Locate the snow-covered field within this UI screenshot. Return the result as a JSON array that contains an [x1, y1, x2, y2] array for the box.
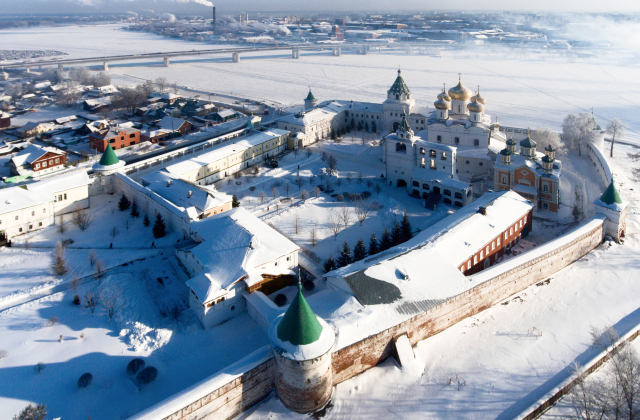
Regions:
[[1, 24, 639, 143]]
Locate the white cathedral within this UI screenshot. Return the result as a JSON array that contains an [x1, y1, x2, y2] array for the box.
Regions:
[[277, 70, 507, 207]]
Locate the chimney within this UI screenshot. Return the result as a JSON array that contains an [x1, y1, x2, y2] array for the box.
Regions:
[[188, 190, 192, 198], [479, 206, 487, 216], [166, 180, 171, 187], [212, 6, 216, 30]]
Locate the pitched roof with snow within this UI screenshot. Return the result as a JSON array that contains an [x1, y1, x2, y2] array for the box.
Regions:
[[156, 115, 189, 131], [11, 144, 64, 167], [0, 186, 51, 214], [27, 171, 90, 196], [186, 208, 300, 303]]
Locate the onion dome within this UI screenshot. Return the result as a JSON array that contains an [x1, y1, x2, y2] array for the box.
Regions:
[[388, 69, 411, 96], [448, 74, 474, 101], [520, 136, 537, 149], [500, 148, 512, 156], [437, 84, 451, 102], [434, 98, 449, 110], [99, 144, 119, 166], [545, 144, 557, 153], [472, 86, 487, 105], [506, 138, 517, 147], [467, 101, 484, 113], [541, 155, 554, 163]]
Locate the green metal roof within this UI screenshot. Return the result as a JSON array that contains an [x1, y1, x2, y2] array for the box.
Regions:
[[599, 181, 623, 205], [592, 110, 602, 131], [388, 69, 411, 96], [305, 90, 315, 101], [399, 112, 411, 133], [506, 138, 517, 146], [99, 144, 119, 166], [520, 137, 537, 148], [276, 285, 323, 346], [500, 148, 512, 156]]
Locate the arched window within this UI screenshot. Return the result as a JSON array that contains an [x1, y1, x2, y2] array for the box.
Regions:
[[420, 148, 425, 155], [441, 152, 447, 160], [444, 189, 452, 196], [455, 137, 460, 144], [423, 184, 429, 190], [543, 184, 549, 192], [396, 94, 399, 100], [396, 143, 406, 153], [437, 135, 442, 143], [412, 181, 419, 187], [430, 149, 436, 157], [474, 139, 480, 146], [407, 94, 411, 99], [455, 192, 462, 199]]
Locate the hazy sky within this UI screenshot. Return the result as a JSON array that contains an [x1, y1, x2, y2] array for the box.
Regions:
[[0, 0, 639, 14]]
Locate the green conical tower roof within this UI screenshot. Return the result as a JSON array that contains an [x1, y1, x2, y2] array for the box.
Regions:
[[276, 284, 323, 346], [99, 144, 119, 166], [591, 110, 602, 131], [305, 89, 315, 101], [599, 180, 623, 205], [388, 69, 411, 95]]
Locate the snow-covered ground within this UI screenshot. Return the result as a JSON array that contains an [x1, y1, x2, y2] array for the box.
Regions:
[[240, 141, 640, 420]]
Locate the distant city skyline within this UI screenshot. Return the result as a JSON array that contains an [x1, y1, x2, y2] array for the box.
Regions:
[[0, 0, 639, 14]]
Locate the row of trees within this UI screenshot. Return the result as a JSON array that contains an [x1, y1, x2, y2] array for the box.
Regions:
[[324, 212, 413, 272], [118, 194, 166, 238], [556, 113, 627, 158]]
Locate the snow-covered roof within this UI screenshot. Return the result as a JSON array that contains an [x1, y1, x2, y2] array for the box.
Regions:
[[141, 171, 231, 214], [279, 100, 382, 128], [156, 115, 189, 132], [165, 129, 288, 176], [11, 144, 64, 167], [0, 186, 50, 214], [327, 191, 533, 308], [187, 208, 300, 303], [413, 137, 456, 152], [494, 150, 561, 179], [215, 109, 235, 118], [269, 312, 335, 361], [27, 171, 90, 196]]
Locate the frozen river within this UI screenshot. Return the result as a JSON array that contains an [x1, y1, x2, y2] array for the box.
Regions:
[[2, 24, 639, 143]]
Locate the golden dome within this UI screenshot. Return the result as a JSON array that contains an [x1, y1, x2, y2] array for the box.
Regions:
[[437, 84, 451, 102], [468, 101, 484, 113], [448, 74, 474, 101], [434, 98, 449, 110], [472, 86, 486, 105]]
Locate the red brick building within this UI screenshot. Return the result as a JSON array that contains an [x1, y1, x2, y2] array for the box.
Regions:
[[89, 126, 141, 152], [0, 112, 10, 129], [10, 144, 66, 176]]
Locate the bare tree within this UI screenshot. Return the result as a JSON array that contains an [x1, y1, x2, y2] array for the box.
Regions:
[[92, 72, 111, 88], [34, 362, 46, 374], [100, 288, 124, 321], [293, 147, 299, 159], [306, 148, 312, 159], [71, 274, 80, 293], [51, 241, 68, 276], [357, 172, 364, 184], [339, 205, 352, 229], [95, 260, 104, 283], [172, 82, 179, 94], [272, 187, 278, 199], [259, 190, 267, 204], [327, 209, 342, 240], [89, 250, 97, 268], [284, 183, 291, 198], [72, 206, 94, 231], [310, 226, 318, 246], [109, 226, 119, 241], [49, 316, 59, 327], [346, 172, 353, 184], [374, 183, 382, 195], [58, 214, 65, 234], [354, 198, 373, 226], [294, 177, 306, 192], [562, 113, 598, 156], [155, 77, 168, 92], [300, 189, 309, 201], [294, 212, 301, 235], [121, 217, 131, 232], [531, 127, 568, 157], [85, 292, 97, 315], [328, 155, 338, 176], [313, 186, 321, 199], [606, 119, 627, 158]]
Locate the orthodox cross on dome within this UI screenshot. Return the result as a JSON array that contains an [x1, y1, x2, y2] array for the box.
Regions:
[[459, 72, 462, 82]]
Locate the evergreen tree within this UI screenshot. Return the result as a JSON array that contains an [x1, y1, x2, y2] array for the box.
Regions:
[[130, 201, 139, 218], [391, 222, 403, 246], [371, 121, 377, 133], [368, 231, 379, 256], [331, 129, 336, 140], [350, 119, 355, 130], [232, 194, 240, 208], [143, 215, 150, 227], [13, 403, 47, 420], [336, 240, 352, 267], [353, 238, 367, 262], [118, 194, 131, 211], [380, 227, 393, 251], [152, 213, 167, 239], [401, 211, 412, 242], [357, 121, 363, 131], [364, 122, 369, 132], [324, 256, 336, 273]]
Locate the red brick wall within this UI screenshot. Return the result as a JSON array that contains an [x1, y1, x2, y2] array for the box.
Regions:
[[90, 130, 141, 152]]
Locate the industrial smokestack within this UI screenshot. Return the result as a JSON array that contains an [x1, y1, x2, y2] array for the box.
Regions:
[[212, 6, 216, 29]]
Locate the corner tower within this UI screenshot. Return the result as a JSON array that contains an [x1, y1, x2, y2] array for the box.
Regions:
[[383, 69, 415, 133], [93, 144, 125, 194], [304, 88, 318, 110], [269, 283, 335, 413], [594, 180, 627, 242]]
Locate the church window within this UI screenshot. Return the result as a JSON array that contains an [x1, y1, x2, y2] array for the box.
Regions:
[[502, 176, 507, 184], [455, 137, 460, 145], [396, 94, 399, 100], [437, 135, 442, 143], [479, 162, 483, 166], [423, 184, 429, 190], [420, 148, 425, 155], [543, 202, 549, 209], [441, 152, 447, 160], [543, 184, 549, 192], [444, 189, 451, 196], [396, 143, 406, 153], [430, 159, 436, 170], [466, 160, 470, 164], [430, 150, 436, 157], [413, 181, 419, 187], [455, 192, 462, 199], [421, 120, 424, 124], [458, 105, 462, 113], [474, 139, 479, 146]]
